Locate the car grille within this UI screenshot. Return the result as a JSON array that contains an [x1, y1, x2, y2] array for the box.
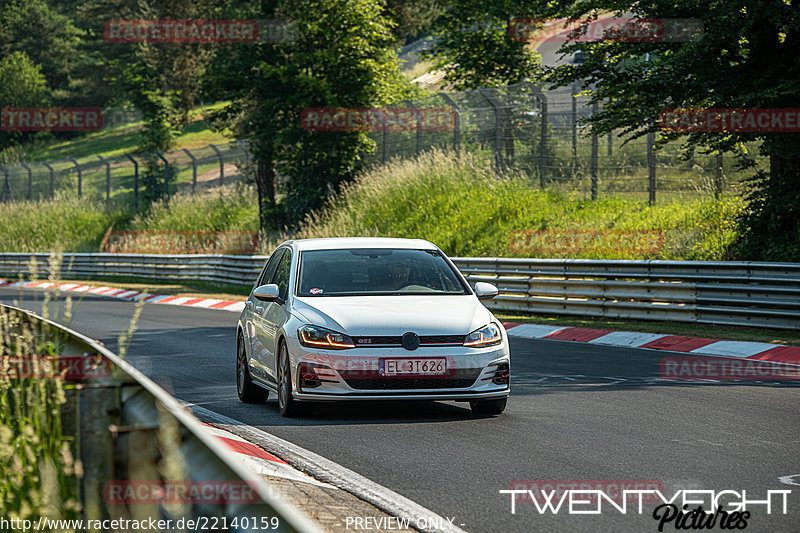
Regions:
[[352, 335, 465, 347], [340, 369, 482, 390]]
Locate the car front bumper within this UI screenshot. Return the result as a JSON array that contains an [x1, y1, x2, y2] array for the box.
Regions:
[[286, 338, 510, 402]]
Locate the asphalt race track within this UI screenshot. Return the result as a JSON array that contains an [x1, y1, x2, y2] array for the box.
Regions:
[[3, 287, 798, 532]]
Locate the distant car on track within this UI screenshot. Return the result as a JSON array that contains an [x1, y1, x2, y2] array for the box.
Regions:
[[235, 237, 510, 417]]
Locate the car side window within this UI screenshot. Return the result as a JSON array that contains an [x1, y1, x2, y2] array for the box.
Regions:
[[270, 250, 292, 302], [257, 248, 284, 287]]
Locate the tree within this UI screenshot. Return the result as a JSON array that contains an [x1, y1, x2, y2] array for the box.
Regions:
[[0, 51, 49, 152], [431, 1, 800, 260], [0, 0, 81, 103], [426, 0, 542, 90], [207, 0, 414, 230], [107, 0, 215, 203], [383, 0, 442, 45]]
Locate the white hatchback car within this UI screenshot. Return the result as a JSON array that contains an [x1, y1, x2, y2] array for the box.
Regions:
[[236, 237, 510, 416]]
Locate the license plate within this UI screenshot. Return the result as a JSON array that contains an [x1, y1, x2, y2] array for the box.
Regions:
[[379, 358, 447, 376]]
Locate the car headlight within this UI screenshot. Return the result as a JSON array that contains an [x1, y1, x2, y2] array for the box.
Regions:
[[298, 325, 355, 349], [463, 323, 502, 348]]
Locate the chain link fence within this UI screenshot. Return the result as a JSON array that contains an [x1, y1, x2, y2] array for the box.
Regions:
[[0, 141, 251, 209], [1, 83, 767, 208], [365, 82, 767, 203]]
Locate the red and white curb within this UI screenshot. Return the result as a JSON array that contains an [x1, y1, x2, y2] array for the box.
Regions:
[[0, 279, 245, 313], [5, 277, 796, 364], [502, 323, 800, 364], [199, 421, 333, 489]]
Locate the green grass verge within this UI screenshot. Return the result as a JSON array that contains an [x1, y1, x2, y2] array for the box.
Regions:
[[1, 149, 744, 259], [22, 103, 229, 162], [297, 148, 744, 260]]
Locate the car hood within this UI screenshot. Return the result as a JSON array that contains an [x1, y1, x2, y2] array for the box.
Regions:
[[291, 295, 494, 336]]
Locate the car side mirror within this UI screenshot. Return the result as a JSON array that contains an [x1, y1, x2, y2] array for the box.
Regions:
[[474, 282, 499, 301], [253, 284, 281, 302]]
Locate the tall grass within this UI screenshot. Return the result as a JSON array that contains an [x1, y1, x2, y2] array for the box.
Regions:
[[0, 256, 81, 528], [0, 194, 127, 253], [297, 149, 744, 259], [129, 184, 259, 233], [0, 151, 744, 259]]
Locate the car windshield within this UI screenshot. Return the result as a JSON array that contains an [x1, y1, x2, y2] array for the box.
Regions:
[[297, 248, 468, 297]]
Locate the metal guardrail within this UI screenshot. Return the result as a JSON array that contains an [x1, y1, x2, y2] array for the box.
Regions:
[[454, 258, 800, 330], [1, 304, 319, 532], [1, 253, 798, 330]]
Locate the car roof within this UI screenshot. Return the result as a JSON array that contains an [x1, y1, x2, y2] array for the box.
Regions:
[[284, 237, 439, 252]]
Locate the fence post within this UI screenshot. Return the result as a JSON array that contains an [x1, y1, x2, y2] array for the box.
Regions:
[[155, 152, 169, 200], [440, 94, 460, 155], [43, 161, 54, 199], [209, 144, 224, 187], [715, 152, 723, 199], [647, 130, 656, 205], [0, 165, 12, 202], [182, 148, 198, 193], [97, 156, 111, 207], [404, 100, 422, 154], [20, 161, 32, 200], [124, 154, 139, 211], [381, 109, 389, 162], [607, 131, 612, 157], [591, 102, 599, 200], [539, 98, 548, 188], [479, 88, 503, 168], [571, 84, 579, 170], [68, 157, 82, 198]]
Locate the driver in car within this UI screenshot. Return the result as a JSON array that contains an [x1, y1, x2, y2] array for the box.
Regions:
[[387, 262, 412, 290]]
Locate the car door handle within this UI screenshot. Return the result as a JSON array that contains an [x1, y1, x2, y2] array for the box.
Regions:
[[255, 305, 264, 313]]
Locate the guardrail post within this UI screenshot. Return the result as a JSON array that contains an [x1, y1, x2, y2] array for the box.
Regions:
[[714, 152, 723, 199], [79, 384, 121, 523], [20, 161, 32, 200], [647, 130, 656, 205], [591, 102, 599, 200], [182, 148, 198, 193], [155, 152, 169, 200], [124, 154, 139, 211], [43, 161, 54, 199], [97, 155, 111, 207], [209, 144, 224, 187], [68, 157, 82, 198], [440, 93, 460, 155]]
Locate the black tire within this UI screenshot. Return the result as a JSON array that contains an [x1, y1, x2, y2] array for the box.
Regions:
[[469, 397, 507, 415], [237, 333, 268, 403], [277, 341, 306, 417]]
